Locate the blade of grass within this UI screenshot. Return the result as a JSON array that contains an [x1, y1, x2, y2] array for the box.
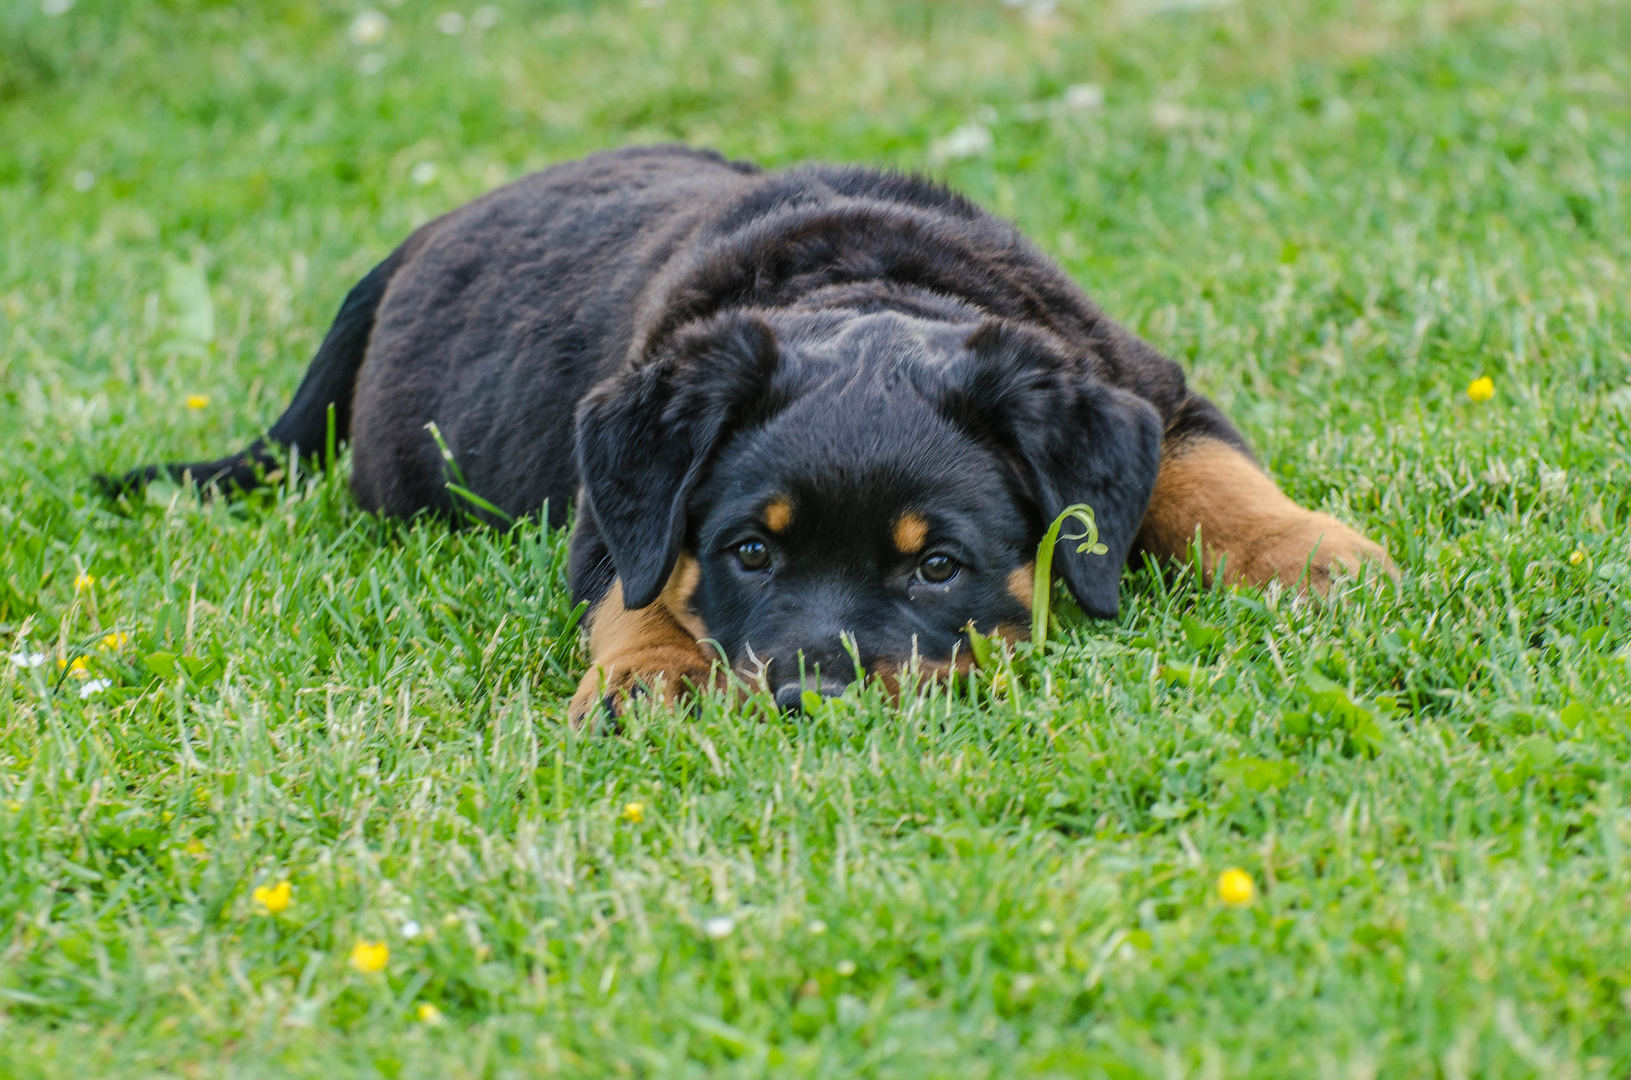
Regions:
[[1031, 503, 1108, 647]]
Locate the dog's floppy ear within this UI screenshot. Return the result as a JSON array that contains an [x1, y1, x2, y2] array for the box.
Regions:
[[940, 320, 1163, 619], [575, 315, 780, 610]]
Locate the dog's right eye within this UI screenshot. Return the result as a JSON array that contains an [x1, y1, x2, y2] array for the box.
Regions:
[[735, 540, 770, 571]]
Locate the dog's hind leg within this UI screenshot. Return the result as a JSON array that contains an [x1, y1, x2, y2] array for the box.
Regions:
[[98, 251, 403, 499], [1135, 435, 1394, 595]]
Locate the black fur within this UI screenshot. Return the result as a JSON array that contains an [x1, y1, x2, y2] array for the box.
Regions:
[[577, 313, 783, 609], [933, 319, 1162, 618], [106, 145, 1250, 701]]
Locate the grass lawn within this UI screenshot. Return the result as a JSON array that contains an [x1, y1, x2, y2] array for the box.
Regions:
[[4, 0, 1631, 1074]]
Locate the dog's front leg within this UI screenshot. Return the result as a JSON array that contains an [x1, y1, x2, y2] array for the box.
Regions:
[[1135, 436, 1394, 594], [568, 555, 719, 724]]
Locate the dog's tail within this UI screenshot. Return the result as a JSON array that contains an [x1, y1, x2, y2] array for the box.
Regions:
[[99, 253, 399, 499]]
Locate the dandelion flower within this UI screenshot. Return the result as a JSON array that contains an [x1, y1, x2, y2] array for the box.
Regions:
[[416, 1002, 444, 1025], [1467, 376, 1495, 402], [621, 801, 645, 824], [98, 632, 129, 652], [74, 572, 96, 590], [702, 916, 735, 940], [185, 394, 209, 410], [929, 123, 993, 165], [1217, 867, 1256, 907], [58, 656, 90, 678], [252, 880, 292, 915], [349, 10, 389, 45], [1063, 83, 1104, 111], [1570, 550, 1585, 566], [350, 939, 390, 973]]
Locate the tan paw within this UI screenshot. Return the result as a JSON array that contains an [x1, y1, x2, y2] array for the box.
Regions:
[[567, 654, 719, 726]]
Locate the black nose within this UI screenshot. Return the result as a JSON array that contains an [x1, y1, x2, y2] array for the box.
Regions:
[[774, 681, 843, 713]]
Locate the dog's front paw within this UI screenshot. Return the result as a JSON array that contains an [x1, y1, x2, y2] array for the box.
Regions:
[[567, 658, 718, 726], [1231, 512, 1395, 595]]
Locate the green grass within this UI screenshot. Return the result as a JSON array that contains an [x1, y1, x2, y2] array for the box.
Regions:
[[3, 0, 1631, 1075]]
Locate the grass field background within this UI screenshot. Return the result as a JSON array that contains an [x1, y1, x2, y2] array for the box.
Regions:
[[3, 0, 1631, 1075]]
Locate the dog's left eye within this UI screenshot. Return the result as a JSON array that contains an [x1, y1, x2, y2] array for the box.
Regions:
[[735, 540, 771, 571], [914, 553, 959, 584]]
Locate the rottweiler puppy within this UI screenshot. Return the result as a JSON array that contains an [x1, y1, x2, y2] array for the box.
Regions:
[[107, 145, 1391, 721]]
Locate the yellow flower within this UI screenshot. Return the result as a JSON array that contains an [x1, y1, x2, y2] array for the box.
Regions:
[[1217, 867, 1256, 907], [252, 880, 292, 914], [98, 632, 130, 652], [58, 656, 90, 678], [74, 572, 96, 590], [1466, 376, 1495, 402], [350, 939, 390, 974], [183, 838, 207, 856], [416, 1002, 444, 1025], [1569, 550, 1585, 566], [621, 801, 645, 824], [185, 394, 210, 410]]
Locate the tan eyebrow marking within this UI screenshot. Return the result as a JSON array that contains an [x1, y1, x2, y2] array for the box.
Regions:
[[892, 512, 929, 554], [764, 497, 794, 534]]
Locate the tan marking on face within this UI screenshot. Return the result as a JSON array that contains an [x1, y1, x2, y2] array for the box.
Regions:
[[659, 552, 706, 640], [1135, 437, 1395, 596], [568, 557, 716, 724], [764, 497, 793, 534], [892, 512, 929, 554], [1007, 562, 1035, 608]]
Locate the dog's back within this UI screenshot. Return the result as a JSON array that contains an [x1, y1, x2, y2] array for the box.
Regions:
[[350, 146, 763, 521], [112, 146, 1228, 520]]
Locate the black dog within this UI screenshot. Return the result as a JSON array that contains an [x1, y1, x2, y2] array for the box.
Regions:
[[108, 146, 1390, 719]]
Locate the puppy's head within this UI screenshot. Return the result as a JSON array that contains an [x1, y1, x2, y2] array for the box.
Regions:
[[575, 309, 1161, 709]]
